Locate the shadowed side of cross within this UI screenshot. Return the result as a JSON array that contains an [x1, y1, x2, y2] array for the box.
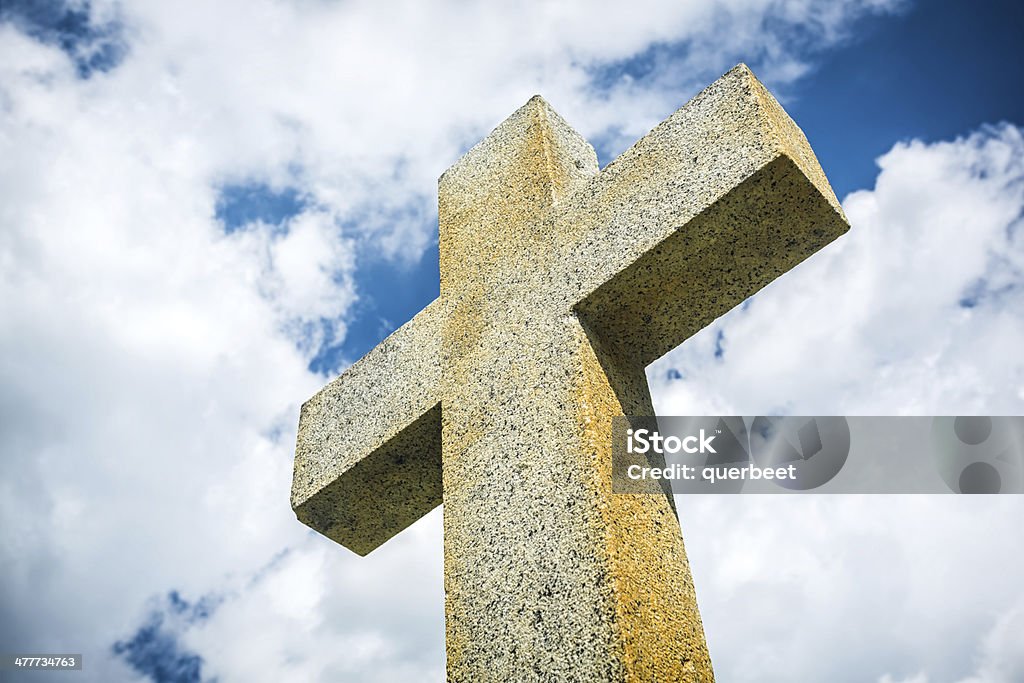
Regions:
[[292, 64, 848, 682]]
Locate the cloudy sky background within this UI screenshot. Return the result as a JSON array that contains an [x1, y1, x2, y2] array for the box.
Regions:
[[1, 0, 1023, 681]]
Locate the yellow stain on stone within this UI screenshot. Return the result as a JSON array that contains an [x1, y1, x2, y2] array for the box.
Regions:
[[574, 323, 713, 681], [291, 64, 850, 682]]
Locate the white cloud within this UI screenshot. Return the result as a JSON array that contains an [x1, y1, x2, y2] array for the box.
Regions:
[[880, 674, 930, 683], [956, 599, 1024, 683], [876, 598, 1024, 683], [650, 123, 1024, 416], [677, 496, 1024, 683], [183, 516, 445, 683], [4, 1, 1020, 682], [653, 124, 1024, 683]]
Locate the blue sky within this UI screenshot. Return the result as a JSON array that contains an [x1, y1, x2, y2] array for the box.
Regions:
[[1, 1, 1023, 682], [335, 0, 1024, 365]]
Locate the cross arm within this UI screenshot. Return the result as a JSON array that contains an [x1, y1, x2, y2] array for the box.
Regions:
[[291, 298, 445, 555], [560, 64, 850, 366]]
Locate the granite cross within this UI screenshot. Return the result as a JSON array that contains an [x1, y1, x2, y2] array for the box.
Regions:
[[291, 64, 849, 682]]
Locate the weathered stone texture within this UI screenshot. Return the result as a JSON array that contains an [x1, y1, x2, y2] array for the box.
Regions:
[[292, 63, 849, 682], [292, 299, 445, 556]]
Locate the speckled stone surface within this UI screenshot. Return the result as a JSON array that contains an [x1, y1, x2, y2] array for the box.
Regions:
[[292, 299, 446, 556], [292, 64, 849, 682]]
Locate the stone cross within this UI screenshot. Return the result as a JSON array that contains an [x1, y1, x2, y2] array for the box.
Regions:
[[291, 64, 848, 682]]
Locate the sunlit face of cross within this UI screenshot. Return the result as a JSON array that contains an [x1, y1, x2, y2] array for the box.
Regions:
[[291, 64, 848, 681]]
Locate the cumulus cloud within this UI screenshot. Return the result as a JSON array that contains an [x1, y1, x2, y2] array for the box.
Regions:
[[677, 495, 1024, 683], [654, 125, 1024, 682], [955, 599, 1024, 683], [876, 598, 1024, 683], [2, 0, 1020, 682], [650, 123, 1024, 416], [880, 674, 931, 683]]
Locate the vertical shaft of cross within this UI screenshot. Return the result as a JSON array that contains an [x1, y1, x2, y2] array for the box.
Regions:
[[293, 65, 850, 683], [438, 97, 713, 681]]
